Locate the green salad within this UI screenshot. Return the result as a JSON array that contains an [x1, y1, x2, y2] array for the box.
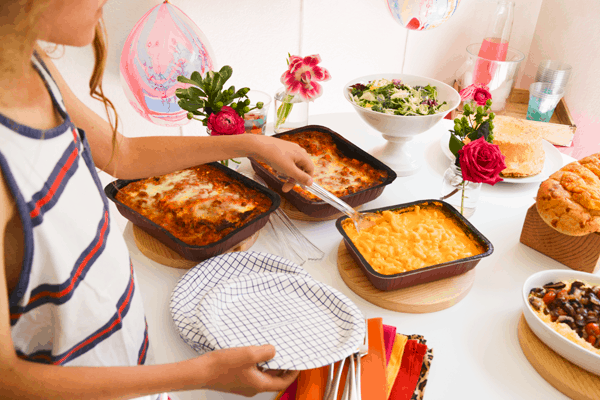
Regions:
[[349, 78, 448, 116]]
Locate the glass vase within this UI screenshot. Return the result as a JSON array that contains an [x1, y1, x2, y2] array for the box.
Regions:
[[440, 162, 482, 218], [274, 87, 309, 133]]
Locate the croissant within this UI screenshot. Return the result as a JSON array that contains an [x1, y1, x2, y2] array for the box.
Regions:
[[536, 153, 600, 236]]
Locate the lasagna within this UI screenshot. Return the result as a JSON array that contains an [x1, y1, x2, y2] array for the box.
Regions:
[[259, 130, 388, 201], [115, 165, 272, 246]]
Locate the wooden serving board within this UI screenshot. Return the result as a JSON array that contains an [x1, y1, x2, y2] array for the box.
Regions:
[[280, 197, 362, 222], [517, 314, 600, 400], [520, 204, 600, 273], [132, 225, 260, 269], [336, 241, 475, 313]]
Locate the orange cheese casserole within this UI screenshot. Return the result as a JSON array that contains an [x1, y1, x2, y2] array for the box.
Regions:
[[115, 165, 271, 246], [259, 130, 388, 201], [342, 205, 484, 275]]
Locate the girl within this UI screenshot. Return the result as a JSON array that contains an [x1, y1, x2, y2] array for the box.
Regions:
[[0, 0, 311, 398]]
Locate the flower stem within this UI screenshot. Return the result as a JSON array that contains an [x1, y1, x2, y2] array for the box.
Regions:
[[460, 179, 465, 215], [275, 94, 295, 129]]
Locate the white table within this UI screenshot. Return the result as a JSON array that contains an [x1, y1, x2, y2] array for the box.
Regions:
[[101, 112, 584, 400]]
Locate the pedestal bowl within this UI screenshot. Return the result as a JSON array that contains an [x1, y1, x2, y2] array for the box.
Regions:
[[344, 73, 460, 176]]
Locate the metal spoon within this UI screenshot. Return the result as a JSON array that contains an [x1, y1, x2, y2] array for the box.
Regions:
[[299, 182, 378, 232]]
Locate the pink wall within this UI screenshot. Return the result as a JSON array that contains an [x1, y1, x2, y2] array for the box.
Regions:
[[522, 0, 600, 158]]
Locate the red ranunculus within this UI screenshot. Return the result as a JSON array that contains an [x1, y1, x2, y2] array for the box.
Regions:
[[207, 106, 245, 136], [473, 87, 492, 106], [458, 137, 506, 185]]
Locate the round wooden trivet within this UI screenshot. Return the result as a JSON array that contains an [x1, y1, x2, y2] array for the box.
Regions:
[[517, 314, 600, 400], [280, 196, 362, 222], [133, 225, 260, 269], [336, 241, 476, 313]]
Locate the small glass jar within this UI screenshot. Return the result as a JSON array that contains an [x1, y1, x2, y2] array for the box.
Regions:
[[440, 162, 482, 218], [273, 87, 309, 133]]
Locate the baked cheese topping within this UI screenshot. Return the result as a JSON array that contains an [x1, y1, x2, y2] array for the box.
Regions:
[[259, 130, 388, 201], [115, 165, 271, 246]]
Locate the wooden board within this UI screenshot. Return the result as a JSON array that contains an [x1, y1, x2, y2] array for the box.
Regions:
[[336, 241, 476, 313], [517, 314, 600, 400], [280, 196, 361, 222], [133, 225, 260, 269], [520, 205, 600, 273], [450, 82, 576, 147]]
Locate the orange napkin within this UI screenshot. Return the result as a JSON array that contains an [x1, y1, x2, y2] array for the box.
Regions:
[[386, 333, 408, 398]]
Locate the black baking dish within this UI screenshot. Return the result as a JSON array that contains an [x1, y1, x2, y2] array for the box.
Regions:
[[104, 162, 281, 262], [335, 199, 494, 291], [250, 125, 397, 219]]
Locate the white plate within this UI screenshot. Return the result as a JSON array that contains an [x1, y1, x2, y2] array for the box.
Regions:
[[439, 131, 564, 183], [170, 252, 311, 355], [522, 269, 600, 376], [196, 272, 365, 370]]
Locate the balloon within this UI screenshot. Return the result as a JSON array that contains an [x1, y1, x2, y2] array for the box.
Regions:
[[120, 2, 215, 126], [387, 0, 461, 31]]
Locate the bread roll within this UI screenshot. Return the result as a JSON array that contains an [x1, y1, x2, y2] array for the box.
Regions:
[[536, 153, 600, 236]]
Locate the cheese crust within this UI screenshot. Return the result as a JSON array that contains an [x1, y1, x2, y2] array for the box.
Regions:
[[115, 165, 271, 246], [260, 130, 388, 201]]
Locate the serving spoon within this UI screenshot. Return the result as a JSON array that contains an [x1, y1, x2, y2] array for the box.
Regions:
[[294, 180, 378, 233]]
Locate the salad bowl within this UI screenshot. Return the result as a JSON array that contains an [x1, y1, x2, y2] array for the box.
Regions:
[[344, 73, 460, 176]]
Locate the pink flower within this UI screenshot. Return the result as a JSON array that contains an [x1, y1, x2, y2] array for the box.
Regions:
[[280, 54, 331, 101], [458, 137, 506, 185], [207, 106, 245, 136], [473, 87, 492, 106], [459, 84, 491, 104]]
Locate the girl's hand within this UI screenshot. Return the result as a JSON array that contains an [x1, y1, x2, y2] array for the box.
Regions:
[[248, 135, 314, 192], [200, 345, 298, 397]]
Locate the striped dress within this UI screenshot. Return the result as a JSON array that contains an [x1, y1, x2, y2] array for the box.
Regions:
[[2, 54, 166, 400]]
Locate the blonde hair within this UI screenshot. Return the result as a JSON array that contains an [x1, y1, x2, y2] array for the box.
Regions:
[[0, 2, 120, 167], [90, 19, 120, 169]]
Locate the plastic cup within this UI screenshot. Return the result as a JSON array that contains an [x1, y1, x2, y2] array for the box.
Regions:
[[526, 82, 564, 122], [243, 90, 271, 134], [535, 60, 572, 90]]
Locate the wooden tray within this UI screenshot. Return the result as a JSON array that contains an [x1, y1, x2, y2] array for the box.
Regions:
[[336, 241, 475, 313], [133, 225, 260, 269], [517, 314, 600, 400], [451, 81, 576, 147], [520, 204, 600, 274]]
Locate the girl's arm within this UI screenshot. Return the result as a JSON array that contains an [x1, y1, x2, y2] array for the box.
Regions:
[[39, 51, 313, 189], [0, 174, 298, 399]]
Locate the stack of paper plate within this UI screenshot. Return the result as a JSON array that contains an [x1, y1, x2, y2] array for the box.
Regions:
[[170, 251, 365, 370]]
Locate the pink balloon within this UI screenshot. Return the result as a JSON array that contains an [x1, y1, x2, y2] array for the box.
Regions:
[[120, 2, 215, 126]]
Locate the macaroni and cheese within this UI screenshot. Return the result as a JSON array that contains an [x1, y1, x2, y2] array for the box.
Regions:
[[342, 205, 484, 275]]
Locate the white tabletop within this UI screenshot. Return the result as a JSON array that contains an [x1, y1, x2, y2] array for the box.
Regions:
[[100, 112, 585, 400]]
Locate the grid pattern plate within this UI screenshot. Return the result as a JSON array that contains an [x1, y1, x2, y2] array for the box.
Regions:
[[170, 252, 312, 356], [197, 272, 365, 370]]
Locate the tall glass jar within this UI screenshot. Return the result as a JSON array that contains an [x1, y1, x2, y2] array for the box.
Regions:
[[440, 162, 482, 218], [273, 87, 309, 133]]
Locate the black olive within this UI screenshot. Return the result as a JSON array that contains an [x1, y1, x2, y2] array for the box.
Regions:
[[544, 282, 566, 290]]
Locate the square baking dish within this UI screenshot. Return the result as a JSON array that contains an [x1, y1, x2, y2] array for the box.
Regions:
[[250, 125, 397, 219], [335, 199, 494, 291], [104, 162, 281, 262]]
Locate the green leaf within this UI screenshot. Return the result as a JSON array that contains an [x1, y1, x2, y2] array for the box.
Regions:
[[449, 133, 464, 157], [219, 66, 233, 83], [190, 71, 204, 86]]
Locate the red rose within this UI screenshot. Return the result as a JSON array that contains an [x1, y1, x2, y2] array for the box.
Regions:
[[458, 137, 506, 185], [207, 106, 245, 136], [473, 87, 492, 106]]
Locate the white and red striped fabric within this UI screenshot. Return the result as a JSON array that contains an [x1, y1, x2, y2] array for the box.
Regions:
[[1, 53, 166, 400]]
